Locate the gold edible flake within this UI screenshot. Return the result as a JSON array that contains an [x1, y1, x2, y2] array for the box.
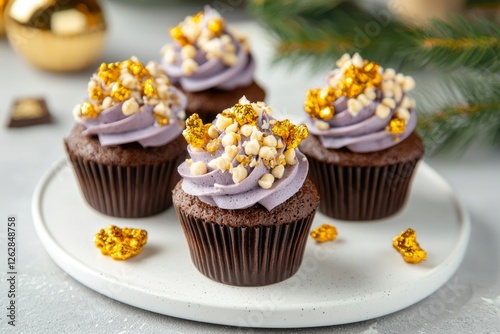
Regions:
[[387, 118, 406, 135], [310, 224, 338, 243], [271, 119, 308, 149], [169, 26, 190, 46], [183, 113, 212, 148], [95, 225, 148, 261], [393, 228, 427, 264], [304, 87, 336, 120], [225, 103, 258, 126], [208, 18, 224, 36]]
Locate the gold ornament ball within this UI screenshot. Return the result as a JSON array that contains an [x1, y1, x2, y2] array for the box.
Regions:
[[4, 0, 107, 72], [0, 0, 8, 36]]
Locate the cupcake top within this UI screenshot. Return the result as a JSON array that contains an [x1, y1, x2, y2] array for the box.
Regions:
[[304, 53, 417, 153], [160, 6, 255, 92], [73, 57, 186, 148], [178, 96, 309, 210]]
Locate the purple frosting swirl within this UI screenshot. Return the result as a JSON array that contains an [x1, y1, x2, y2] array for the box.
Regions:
[[161, 6, 255, 92], [77, 88, 186, 147], [306, 95, 417, 153], [177, 108, 309, 210]]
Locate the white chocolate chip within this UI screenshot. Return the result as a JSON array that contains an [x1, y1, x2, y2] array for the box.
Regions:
[[102, 96, 113, 109], [153, 102, 169, 117], [240, 124, 253, 137], [181, 45, 196, 59], [231, 164, 248, 184], [402, 76, 416, 91], [244, 139, 260, 156], [208, 125, 219, 139], [225, 145, 239, 160], [335, 53, 351, 68], [162, 47, 176, 64], [259, 146, 277, 160], [315, 120, 330, 130], [250, 127, 263, 141], [202, 38, 223, 58], [222, 53, 238, 66], [181, 58, 198, 76], [185, 158, 193, 167], [401, 96, 415, 109], [146, 62, 159, 76], [357, 94, 372, 107], [190, 161, 207, 175], [375, 104, 391, 119], [395, 73, 405, 83], [225, 122, 239, 134], [208, 156, 231, 171], [382, 80, 394, 93], [122, 98, 139, 116], [347, 98, 363, 116], [181, 24, 200, 43], [276, 139, 284, 149], [393, 84, 403, 102], [364, 87, 377, 100], [258, 173, 275, 189], [396, 108, 411, 121], [221, 133, 237, 147], [383, 68, 396, 79], [351, 53, 364, 68], [215, 114, 233, 131], [239, 95, 250, 105], [272, 165, 285, 179], [262, 135, 278, 147], [382, 97, 396, 109], [284, 148, 297, 165]]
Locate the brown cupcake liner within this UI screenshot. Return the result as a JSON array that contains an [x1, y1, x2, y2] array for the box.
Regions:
[[174, 206, 316, 286], [307, 158, 420, 221], [66, 148, 184, 218]]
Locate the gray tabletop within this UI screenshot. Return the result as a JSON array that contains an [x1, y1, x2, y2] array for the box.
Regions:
[[1, 1, 499, 333]]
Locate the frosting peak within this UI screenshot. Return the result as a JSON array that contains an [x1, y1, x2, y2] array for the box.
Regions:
[[304, 53, 417, 153], [74, 57, 186, 148], [178, 97, 309, 210], [161, 6, 255, 92]]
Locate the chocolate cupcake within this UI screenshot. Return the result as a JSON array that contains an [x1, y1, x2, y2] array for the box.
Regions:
[[299, 53, 424, 221], [172, 97, 319, 286], [160, 6, 266, 124], [65, 57, 187, 218]]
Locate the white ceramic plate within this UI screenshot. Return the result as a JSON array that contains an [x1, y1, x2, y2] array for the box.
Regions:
[[32, 159, 470, 328]]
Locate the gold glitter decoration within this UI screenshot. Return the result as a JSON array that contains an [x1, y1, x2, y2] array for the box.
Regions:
[[80, 101, 99, 119], [98, 62, 121, 87], [224, 103, 258, 126], [94, 225, 148, 261], [142, 78, 158, 99], [271, 119, 309, 149], [170, 25, 189, 46], [304, 87, 337, 120], [339, 62, 382, 98], [154, 114, 169, 127], [110, 81, 132, 102], [125, 59, 149, 79], [89, 86, 106, 101], [387, 118, 407, 135], [183, 113, 212, 148], [393, 228, 427, 264], [191, 11, 204, 23], [208, 18, 224, 36], [310, 224, 338, 243]]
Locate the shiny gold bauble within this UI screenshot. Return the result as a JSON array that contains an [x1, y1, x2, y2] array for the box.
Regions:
[[4, 0, 107, 72], [0, 0, 8, 37]]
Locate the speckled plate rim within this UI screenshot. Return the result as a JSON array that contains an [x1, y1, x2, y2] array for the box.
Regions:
[[32, 158, 470, 328]]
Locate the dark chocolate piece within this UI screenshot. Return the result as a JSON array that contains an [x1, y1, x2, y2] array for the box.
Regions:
[[7, 98, 52, 128]]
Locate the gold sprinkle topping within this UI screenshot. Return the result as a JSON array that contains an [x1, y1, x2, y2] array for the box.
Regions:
[[154, 114, 169, 127], [339, 62, 382, 98], [310, 224, 338, 243], [393, 228, 427, 264], [95, 225, 148, 261], [208, 18, 224, 36], [224, 103, 258, 126], [110, 81, 132, 102], [387, 118, 407, 135], [98, 62, 120, 87], [80, 102, 99, 119], [304, 87, 337, 120], [169, 26, 189, 46], [183, 113, 212, 148], [142, 78, 158, 99], [271, 119, 309, 149], [191, 11, 204, 23]]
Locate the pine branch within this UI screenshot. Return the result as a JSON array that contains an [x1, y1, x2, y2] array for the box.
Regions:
[[415, 70, 500, 154]]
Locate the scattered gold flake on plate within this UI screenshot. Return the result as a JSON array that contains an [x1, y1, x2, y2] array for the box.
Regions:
[[310, 224, 338, 243], [95, 225, 148, 261], [393, 228, 427, 264]]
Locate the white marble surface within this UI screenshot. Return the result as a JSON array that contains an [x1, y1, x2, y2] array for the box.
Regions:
[[0, 1, 499, 333]]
